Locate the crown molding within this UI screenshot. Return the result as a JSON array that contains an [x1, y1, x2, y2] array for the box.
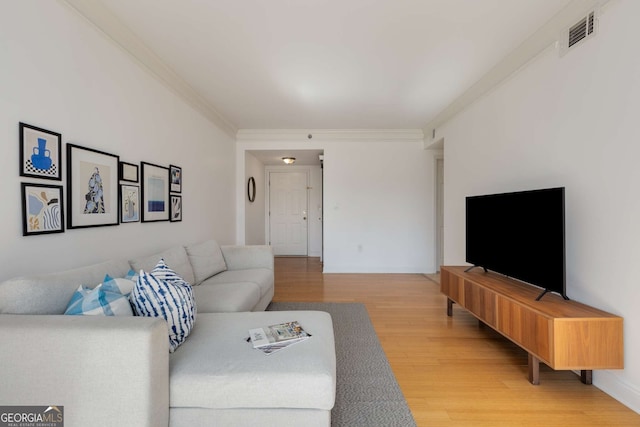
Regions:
[[423, 0, 609, 141], [60, 0, 237, 137], [236, 129, 424, 143]]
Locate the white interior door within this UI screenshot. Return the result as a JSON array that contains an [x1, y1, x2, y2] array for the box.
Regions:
[[269, 171, 308, 255]]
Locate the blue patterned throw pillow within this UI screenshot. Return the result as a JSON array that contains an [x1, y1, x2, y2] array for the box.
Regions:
[[64, 283, 134, 316], [130, 259, 196, 353], [125, 269, 139, 282], [103, 274, 136, 296]]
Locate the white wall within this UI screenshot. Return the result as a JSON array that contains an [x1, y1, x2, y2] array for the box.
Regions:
[[439, 0, 640, 412], [244, 152, 266, 244], [322, 140, 433, 273], [237, 134, 435, 273], [0, 1, 236, 281]]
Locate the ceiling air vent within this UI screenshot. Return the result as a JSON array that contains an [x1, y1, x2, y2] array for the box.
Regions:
[[559, 10, 598, 57]]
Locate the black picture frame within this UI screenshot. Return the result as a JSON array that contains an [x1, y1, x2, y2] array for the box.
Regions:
[[120, 184, 140, 223], [141, 162, 169, 222], [19, 122, 62, 180], [21, 182, 65, 236], [119, 161, 139, 183], [170, 164, 182, 193], [67, 143, 120, 229], [170, 194, 182, 222]]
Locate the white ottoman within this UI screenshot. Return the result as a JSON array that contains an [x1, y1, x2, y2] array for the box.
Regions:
[[169, 311, 336, 427]]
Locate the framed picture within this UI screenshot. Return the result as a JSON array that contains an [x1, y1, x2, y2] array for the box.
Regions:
[[21, 182, 64, 236], [141, 162, 169, 222], [19, 122, 62, 180], [170, 194, 182, 222], [67, 144, 120, 229], [120, 184, 140, 223], [170, 164, 182, 193], [119, 162, 139, 183]]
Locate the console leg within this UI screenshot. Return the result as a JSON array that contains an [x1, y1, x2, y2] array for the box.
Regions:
[[528, 354, 540, 385], [447, 298, 454, 317], [580, 370, 593, 385]]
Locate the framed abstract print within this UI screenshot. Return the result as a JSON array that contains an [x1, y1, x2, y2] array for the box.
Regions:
[[19, 122, 62, 180], [141, 162, 169, 222], [21, 182, 64, 236]]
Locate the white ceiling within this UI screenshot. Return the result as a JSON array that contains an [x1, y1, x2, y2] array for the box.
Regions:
[[69, 0, 584, 133], [248, 149, 324, 166]]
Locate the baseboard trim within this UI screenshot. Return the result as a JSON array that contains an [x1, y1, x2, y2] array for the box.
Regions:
[[594, 370, 640, 414], [322, 264, 428, 274]]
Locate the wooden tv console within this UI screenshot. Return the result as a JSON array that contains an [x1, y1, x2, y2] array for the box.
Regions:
[[440, 266, 624, 385]]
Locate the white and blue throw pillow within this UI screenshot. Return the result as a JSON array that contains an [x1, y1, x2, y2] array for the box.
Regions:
[[103, 273, 136, 297], [130, 259, 196, 353], [125, 269, 139, 283], [64, 283, 134, 316]]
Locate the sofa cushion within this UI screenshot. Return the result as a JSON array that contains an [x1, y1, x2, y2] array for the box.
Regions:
[[203, 268, 273, 298], [64, 284, 134, 316], [129, 246, 195, 286], [169, 311, 336, 410], [185, 240, 227, 285], [131, 262, 196, 353], [0, 259, 131, 315], [192, 282, 260, 313]]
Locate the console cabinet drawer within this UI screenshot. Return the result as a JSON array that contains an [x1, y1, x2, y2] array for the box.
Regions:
[[440, 269, 464, 305], [464, 281, 497, 327], [496, 295, 552, 364]]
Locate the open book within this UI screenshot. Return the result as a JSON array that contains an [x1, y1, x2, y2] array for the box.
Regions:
[[248, 321, 311, 354]]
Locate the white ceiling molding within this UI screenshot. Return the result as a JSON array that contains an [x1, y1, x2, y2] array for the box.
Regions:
[[60, 0, 238, 137], [237, 129, 424, 143], [426, 138, 444, 151], [422, 0, 609, 143]]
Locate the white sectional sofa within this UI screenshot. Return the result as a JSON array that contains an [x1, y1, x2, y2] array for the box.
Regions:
[[0, 240, 336, 427]]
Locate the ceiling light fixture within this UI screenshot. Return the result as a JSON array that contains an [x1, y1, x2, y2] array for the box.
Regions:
[[282, 157, 296, 165]]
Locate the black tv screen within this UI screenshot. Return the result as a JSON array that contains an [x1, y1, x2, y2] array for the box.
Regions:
[[465, 187, 566, 299]]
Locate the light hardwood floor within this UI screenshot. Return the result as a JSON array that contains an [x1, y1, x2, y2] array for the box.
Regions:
[[273, 257, 640, 427]]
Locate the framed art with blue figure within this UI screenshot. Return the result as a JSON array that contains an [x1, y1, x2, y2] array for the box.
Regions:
[[67, 143, 120, 229], [19, 122, 62, 181]]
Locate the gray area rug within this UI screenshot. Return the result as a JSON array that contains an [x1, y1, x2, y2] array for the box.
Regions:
[[267, 302, 417, 427]]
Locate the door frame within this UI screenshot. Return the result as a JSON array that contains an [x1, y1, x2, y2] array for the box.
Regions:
[[265, 166, 311, 256], [434, 152, 444, 272]]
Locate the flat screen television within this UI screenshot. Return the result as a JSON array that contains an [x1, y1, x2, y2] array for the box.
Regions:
[[465, 187, 567, 300]]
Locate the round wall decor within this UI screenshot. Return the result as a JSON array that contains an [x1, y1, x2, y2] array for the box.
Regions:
[[247, 176, 256, 202]]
